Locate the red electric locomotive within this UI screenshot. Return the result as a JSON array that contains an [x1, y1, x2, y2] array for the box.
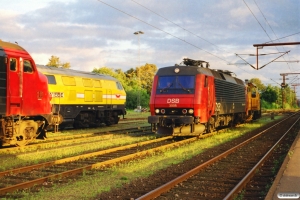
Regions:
[[0, 40, 58, 146], [148, 58, 261, 136]]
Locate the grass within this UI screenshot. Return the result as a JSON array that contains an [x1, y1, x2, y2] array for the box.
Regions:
[[124, 109, 150, 119], [234, 189, 245, 200], [13, 116, 282, 200], [0, 134, 156, 171]]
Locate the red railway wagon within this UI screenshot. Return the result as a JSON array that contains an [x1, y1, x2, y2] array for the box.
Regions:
[[148, 58, 261, 136], [0, 40, 58, 146]]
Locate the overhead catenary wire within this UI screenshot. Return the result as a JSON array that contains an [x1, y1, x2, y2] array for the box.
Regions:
[[97, 0, 259, 76], [131, 0, 258, 74], [131, 0, 230, 56], [265, 31, 300, 44], [97, 0, 229, 63], [242, 0, 296, 71], [237, 51, 288, 56], [243, 0, 272, 41], [253, 0, 291, 70]]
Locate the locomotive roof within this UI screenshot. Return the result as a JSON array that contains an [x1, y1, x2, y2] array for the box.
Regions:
[[36, 65, 118, 81], [0, 40, 26, 51], [156, 65, 245, 86], [0, 40, 28, 56]]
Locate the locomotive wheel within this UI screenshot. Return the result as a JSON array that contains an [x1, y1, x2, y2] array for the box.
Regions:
[[15, 121, 39, 147], [206, 122, 212, 133], [114, 116, 120, 124], [15, 137, 30, 146], [105, 116, 119, 126], [105, 121, 112, 126], [206, 117, 215, 133], [15, 128, 36, 146]]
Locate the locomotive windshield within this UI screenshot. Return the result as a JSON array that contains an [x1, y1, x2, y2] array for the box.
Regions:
[[157, 75, 195, 94]]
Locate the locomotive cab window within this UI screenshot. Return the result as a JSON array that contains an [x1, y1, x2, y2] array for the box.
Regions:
[[157, 75, 195, 94], [251, 88, 257, 98], [23, 60, 33, 73], [46, 75, 56, 84], [116, 82, 123, 90], [10, 58, 17, 71]]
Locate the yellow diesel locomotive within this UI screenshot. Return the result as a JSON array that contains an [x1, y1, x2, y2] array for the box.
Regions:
[[37, 65, 126, 129]]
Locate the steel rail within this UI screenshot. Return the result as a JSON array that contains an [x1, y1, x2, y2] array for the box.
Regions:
[[0, 136, 198, 195], [0, 126, 151, 153], [136, 113, 297, 200], [0, 136, 172, 178], [223, 116, 300, 199]]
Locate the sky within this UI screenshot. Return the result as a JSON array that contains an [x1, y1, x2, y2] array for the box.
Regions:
[[1, 0, 300, 94]]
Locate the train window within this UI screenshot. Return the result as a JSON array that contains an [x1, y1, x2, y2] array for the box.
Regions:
[[62, 76, 76, 86], [46, 75, 56, 84], [251, 88, 257, 98], [116, 82, 123, 90], [9, 58, 17, 71], [83, 78, 93, 87], [23, 60, 33, 73], [157, 75, 195, 94], [94, 80, 102, 88]]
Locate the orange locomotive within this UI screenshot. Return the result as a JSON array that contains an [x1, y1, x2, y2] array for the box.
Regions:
[[0, 40, 58, 146], [148, 58, 261, 136]]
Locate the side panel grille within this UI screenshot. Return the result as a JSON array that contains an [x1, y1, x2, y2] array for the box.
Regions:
[[215, 79, 245, 114]]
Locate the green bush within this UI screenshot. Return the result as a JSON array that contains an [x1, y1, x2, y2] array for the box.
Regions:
[[125, 89, 150, 109], [261, 99, 298, 110]]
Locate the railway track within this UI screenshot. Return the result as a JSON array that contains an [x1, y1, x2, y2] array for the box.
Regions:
[[0, 121, 236, 198], [0, 135, 202, 198], [0, 126, 151, 153], [136, 112, 300, 199], [0, 112, 293, 198]]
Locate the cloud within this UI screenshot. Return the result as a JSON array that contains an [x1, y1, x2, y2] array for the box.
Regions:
[[0, 0, 299, 94]]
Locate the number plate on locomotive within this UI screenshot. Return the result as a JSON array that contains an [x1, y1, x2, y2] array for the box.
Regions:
[[167, 98, 179, 103], [50, 92, 64, 98]]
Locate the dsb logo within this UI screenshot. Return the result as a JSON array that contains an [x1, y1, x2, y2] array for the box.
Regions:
[[167, 98, 179, 103]]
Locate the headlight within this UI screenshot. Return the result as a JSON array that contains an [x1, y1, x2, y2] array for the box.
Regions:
[[155, 109, 160, 114], [188, 109, 194, 114]]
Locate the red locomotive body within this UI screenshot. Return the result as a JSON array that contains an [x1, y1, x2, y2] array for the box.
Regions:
[[148, 58, 261, 136], [0, 40, 56, 146]]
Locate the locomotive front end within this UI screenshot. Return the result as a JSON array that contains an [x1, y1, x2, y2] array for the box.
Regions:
[[148, 63, 208, 136]]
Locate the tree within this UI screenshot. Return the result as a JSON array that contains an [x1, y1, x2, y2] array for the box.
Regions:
[[125, 68, 139, 90], [47, 55, 71, 68], [93, 67, 116, 77], [47, 55, 60, 67], [61, 62, 71, 69], [249, 78, 265, 93], [125, 89, 150, 109], [261, 86, 277, 103], [92, 67, 132, 91], [137, 63, 157, 94]]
